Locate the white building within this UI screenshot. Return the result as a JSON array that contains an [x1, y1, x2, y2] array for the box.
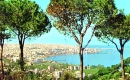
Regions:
[[75, 71, 85, 79], [31, 58, 44, 64], [34, 68, 39, 74], [37, 58, 44, 63], [68, 66, 74, 70], [54, 70, 63, 80], [12, 56, 19, 62], [74, 66, 79, 70], [48, 66, 55, 71]]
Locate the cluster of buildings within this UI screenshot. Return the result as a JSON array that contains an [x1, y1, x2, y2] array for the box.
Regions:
[[0, 44, 98, 79], [26, 62, 91, 79], [2, 44, 100, 65]]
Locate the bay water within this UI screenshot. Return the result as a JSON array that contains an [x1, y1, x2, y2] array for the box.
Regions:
[[45, 45, 130, 67]]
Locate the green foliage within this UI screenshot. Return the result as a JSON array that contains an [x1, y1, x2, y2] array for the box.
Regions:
[[97, 67, 112, 76], [84, 74, 98, 80], [0, 1, 11, 41], [125, 66, 130, 73], [113, 72, 121, 79], [91, 64, 104, 69], [95, 10, 130, 80], [16, 59, 26, 70], [60, 71, 76, 80], [84, 65, 121, 80], [84, 69, 99, 75], [4, 71, 50, 80], [125, 57, 130, 66], [95, 12, 130, 44], [47, 1, 116, 79], [98, 75, 110, 80], [47, 0, 116, 36], [2, 0, 51, 71], [111, 64, 120, 70], [3, 0, 51, 38]]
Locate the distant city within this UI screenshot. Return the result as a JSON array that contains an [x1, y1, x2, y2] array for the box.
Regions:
[[3, 44, 100, 64]]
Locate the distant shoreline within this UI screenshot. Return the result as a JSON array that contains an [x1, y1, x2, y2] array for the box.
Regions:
[[3, 44, 102, 58], [3, 44, 130, 66]]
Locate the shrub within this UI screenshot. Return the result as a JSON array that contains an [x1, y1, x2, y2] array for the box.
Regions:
[[60, 71, 76, 80]]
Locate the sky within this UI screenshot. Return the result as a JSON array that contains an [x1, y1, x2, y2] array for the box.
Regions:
[[6, 0, 130, 46]]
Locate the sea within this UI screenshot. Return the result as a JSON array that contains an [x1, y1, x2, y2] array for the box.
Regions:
[[45, 45, 130, 67]]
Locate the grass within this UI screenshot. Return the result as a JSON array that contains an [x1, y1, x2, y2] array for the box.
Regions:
[[27, 61, 70, 70], [84, 68, 99, 74], [72, 68, 99, 76]]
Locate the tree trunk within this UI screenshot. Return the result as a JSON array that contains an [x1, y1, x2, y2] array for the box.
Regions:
[[19, 42, 24, 71], [120, 51, 125, 80], [0, 41, 4, 79], [79, 34, 83, 80], [79, 49, 83, 80], [18, 34, 25, 71]]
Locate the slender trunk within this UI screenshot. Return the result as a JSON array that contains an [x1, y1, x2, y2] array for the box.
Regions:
[[0, 41, 4, 79], [19, 42, 24, 71], [79, 49, 83, 80], [18, 34, 25, 71], [79, 34, 83, 80], [120, 51, 125, 80]]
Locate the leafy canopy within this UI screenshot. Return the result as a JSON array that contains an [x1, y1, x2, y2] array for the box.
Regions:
[[95, 12, 130, 43], [47, 0, 116, 37], [0, 1, 11, 40], [3, 0, 51, 38]]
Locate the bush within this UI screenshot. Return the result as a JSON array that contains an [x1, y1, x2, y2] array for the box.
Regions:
[[97, 67, 112, 76], [84, 74, 98, 80], [60, 71, 76, 80], [98, 75, 109, 80], [113, 72, 121, 79]]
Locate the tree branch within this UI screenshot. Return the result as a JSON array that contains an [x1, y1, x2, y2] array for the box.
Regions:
[[107, 37, 120, 52], [82, 19, 91, 37], [119, 39, 123, 47], [83, 27, 95, 50], [123, 38, 130, 46], [22, 34, 26, 47], [78, 14, 84, 34], [68, 26, 80, 44], [12, 28, 18, 35]]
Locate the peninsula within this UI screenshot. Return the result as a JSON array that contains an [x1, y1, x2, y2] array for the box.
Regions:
[[3, 44, 101, 64]]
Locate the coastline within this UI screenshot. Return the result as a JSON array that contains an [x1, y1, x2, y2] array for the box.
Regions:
[[3, 44, 101, 63], [3, 44, 130, 67]]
